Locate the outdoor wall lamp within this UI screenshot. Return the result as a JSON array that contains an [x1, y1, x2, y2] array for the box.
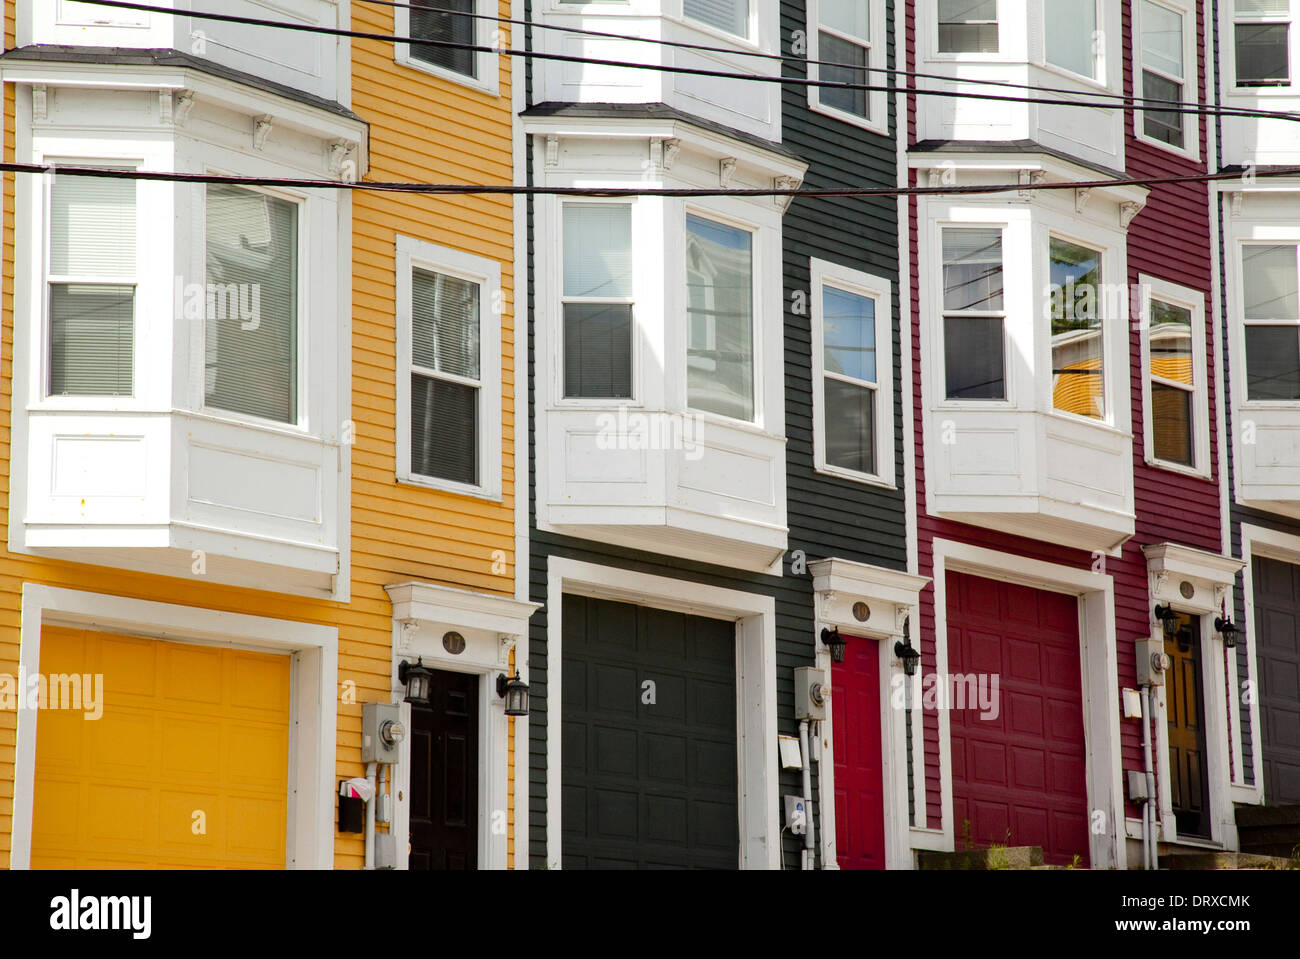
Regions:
[[398, 658, 433, 707], [821, 627, 847, 663], [1215, 617, 1241, 649], [1153, 603, 1179, 639], [497, 672, 530, 716], [894, 620, 921, 676]]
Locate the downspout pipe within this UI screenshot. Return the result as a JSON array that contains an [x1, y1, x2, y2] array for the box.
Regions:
[[1140, 686, 1157, 870], [799, 719, 816, 869], [363, 761, 378, 870]]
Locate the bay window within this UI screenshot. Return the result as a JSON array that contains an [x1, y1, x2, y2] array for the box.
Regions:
[[941, 227, 1006, 401], [47, 171, 136, 397], [938, 0, 998, 53], [562, 203, 634, 400], [1235, 0, 1291, 87], [1242, 244, 1300, 400], [1049, 236, 1105, 420], [686, 213, 755, 421], [1138, 0, 1189, 150], [684, 0, 750, 39], [204, 183, 300, 425], [1044, 0, 1099, 80]]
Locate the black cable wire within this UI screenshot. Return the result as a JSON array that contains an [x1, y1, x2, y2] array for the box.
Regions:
[[12, 159, 1298, 199], [76, 0, 1300, 124]]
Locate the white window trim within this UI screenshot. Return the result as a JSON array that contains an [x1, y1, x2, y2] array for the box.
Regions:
[[1236, 238, 1300, 407], [395, 234, 504, 501], [8, 584, 338, 870], [678, 0, 760, 47], [1228, 0, 1294, 92], [395, 0, 501, 97], [1134, 0, 1201, 160], [930, 0, 1002, 60], [1039, 0, 1110, 88], [1138, 274, 1210, 478], [810, 257, 896, 488], [807, 0, 889, 136], [198, 175, 312, 432]]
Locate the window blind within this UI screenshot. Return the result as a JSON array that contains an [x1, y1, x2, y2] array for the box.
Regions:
[[684, 0, 749, 37], [410, 267, 481, 484], [410, 0, 477, 77]]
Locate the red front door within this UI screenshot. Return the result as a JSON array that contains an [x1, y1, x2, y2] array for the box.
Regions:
[[833, 636, 886, 868], [947, 571, 1090, 866]]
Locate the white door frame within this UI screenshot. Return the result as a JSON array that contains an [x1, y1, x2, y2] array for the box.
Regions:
[[543, 557, 779, 869], [9, 583, 338, 869], [930, 539, 1125, 869]]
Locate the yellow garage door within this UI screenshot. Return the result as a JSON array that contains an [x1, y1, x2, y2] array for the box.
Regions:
[[31, 627, 291, 869]]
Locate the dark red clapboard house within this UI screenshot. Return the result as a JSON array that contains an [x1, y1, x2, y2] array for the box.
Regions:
[[827, 0, 1246, 870]]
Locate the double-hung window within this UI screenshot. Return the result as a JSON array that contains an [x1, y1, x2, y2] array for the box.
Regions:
[[47, 170, 136, 397], [812, 259, 893, 483], [1235, 0, 1291, 86], [1141, 281, 1205, 470], [409, 0, 477, 78], [204, 183, 299, 425], [684, 0, 751, 39], [562, 203, 634, 400], [1044, 0, 1099, 80], [938, 0, 998, 54], [1049, 236, 1106, 420], [1241, 244, 1300, 400], [1138, 0, 1188, 149], [686, 213, 755, 421], [941, 227, 1006, 400], [818, 0, 872, 119]]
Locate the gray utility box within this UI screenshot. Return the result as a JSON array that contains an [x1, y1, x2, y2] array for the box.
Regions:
[[794, 666, 829, 721], [361, 701, 405, 764], [1135, 635, 1170, 686]]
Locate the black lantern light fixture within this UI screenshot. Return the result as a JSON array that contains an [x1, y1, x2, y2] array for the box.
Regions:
[[1215, 616, 1241, 649], [497, 672, 530, 716], [894, 619, 921, 676], [398, 657, 434, 707], [1153, 603, 1179, 639], [821, 627, 847, 664]]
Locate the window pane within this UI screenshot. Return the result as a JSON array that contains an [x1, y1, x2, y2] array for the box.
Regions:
[[48, 284, 133, 396], [413, 269, 480, 380], [50, 173, 135, 277], [205, 184, 299, 424], [410, 0, 476, 78], [564, 204, 633, 298], [938, 0, 999, 53], [1045, 0, 1097, 77], [684, 0, 749, 36], [1141, 1, 1183, 78], [1142, 71, 1185, 145], [686, 215, 754, 421], [1245, 326, 1300, 400], [820, 32, 870, 118], [942, 228, 1003, 312], [1243, 245, 1300, 320], [1149, 299, 1193, 387], [823, 286, 877, 383], [822, 0, 870, 41], [564, 303, 633, 399], [1236, 23, 1290, 84], [1152, 382, 1194, 466], [411, 372, 478, 484], [944, 316, 1005, 399], [1237, 0, 1289, 15], [1050, 237, 1105, 419], [824, 377, 876, 475]]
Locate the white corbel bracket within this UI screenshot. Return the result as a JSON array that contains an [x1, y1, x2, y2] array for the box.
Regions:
[[545, 134, 559, 167], [499, 633, 520, 666], [328, 139, 358, 177], [398, 618, 420, 652], [1119, 200, 1144, 228], [774, 175, 801, 212], [32, 85, 47, 122], [719, 156, 738, 188], [253, 115, 274, 151]]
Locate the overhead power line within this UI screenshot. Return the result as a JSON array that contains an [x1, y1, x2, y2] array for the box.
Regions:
[[76, 0, 1300, 125], [8, 160, 1295, 200]]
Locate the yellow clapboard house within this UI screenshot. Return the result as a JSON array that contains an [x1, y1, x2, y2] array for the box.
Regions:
[[0, 0, 532, 869]]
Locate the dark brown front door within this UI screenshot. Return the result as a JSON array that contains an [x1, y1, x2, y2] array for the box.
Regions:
[[1251, 556, 1300, 805], [1165, 613, 1210, 838], [409, 669, 478, 869]]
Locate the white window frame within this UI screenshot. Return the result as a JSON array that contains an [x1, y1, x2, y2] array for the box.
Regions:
[[683, 204, 764, 427], [1230, 0, 1293, 91], [395, 0, 501, 97], [198, 176, 309, 431], [42, 159, 141, 405], [680, 0, 758, 44], [1046, 229, 1111, 425], [1237, 239, 1300, 406], [810, 257, 895, 488], [1134, 0, 1200, 160], [1138, 274, 1210, 478], [933, 0, 1001, 58], [1039, 0, 1107, 86], [395, 234, 503, 500], [934, 220, 1013, 408], [807, 0, 889, 136]]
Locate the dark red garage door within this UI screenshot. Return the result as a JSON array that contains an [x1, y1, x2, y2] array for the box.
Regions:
[[832, 635, 886, 868], [947, 571, 1090, 866]]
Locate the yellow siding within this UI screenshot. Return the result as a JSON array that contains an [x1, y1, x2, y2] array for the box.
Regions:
[[0, 5, 518, 868]]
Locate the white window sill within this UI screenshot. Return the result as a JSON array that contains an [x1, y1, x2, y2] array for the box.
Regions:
[[664, 14, 767, 56], [1134, 128, 1200, 163], [396, 48, 500, 98], [1044, 407, 1127, 437], [398, 471, 502, 503], [1035, 61, 1113, 94], [1145, 454, 1212, 482], [687, 406, 785, 442], [808, 97, 889, 137], [814, 462, 897, 490]]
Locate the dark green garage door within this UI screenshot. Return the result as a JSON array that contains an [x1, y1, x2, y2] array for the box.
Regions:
[[562, 594, 739, 869], [1252, 556, 1300, 805]]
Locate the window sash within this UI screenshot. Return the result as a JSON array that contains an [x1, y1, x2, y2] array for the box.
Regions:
[[938, 0, 999, 53], [684, 0, 750, 38], [685, 213, 755, 422], [1044, 0, 1099, 78], [1049, 235, 1106, 420], [1241, 244, 1300, 323], [1244, 325, 1300, 400], [1235, 21, 1291, 84], [562, 202, 634, 400], [819, 31, 871, 119], [409, 0, 478, 78], [823, 376, 877, 475], [1141, 70, 1186, 146]]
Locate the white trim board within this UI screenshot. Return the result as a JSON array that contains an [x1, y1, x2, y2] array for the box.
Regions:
[[9, 584, 338, 870]]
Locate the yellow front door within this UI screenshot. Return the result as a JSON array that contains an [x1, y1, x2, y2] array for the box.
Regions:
[[31, 627, 291, 869]]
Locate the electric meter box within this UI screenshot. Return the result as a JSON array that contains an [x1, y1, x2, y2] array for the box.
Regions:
[[1135, 635, 1170, 687], [362, 701, 404, 764], [794, 666, 829, 721]]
